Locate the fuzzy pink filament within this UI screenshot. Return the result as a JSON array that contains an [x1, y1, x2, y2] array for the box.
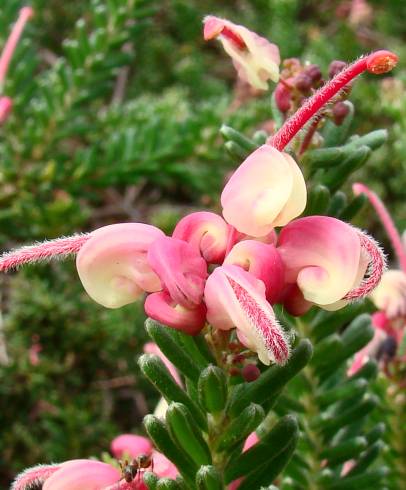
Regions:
[[0, 234, 90, 272], [0, 7, 34, 86], [344, 231, 386, 301]]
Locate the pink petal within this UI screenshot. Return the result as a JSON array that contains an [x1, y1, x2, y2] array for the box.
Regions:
[[173, 211, 232, 264], [204, 265, 290, 365], [221, 146, 306, 237], [151, 451, 179, 479], [144, 291, 206, 335], [224, 240, 285, 303], [111, 434, 153, 459], [76, 223, 164, 308], [277, 216, 362, 308], [43, 460, 120, 490], [148, 237, 207, 308]]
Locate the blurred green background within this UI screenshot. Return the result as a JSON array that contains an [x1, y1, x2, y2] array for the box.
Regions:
[[0, 0, 405, 485]]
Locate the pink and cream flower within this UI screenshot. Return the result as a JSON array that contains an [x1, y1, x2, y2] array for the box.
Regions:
[[203, 16, 280, 90]]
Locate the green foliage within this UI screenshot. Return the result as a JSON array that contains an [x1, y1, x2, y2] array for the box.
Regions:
[[142, 323, 312, 489]]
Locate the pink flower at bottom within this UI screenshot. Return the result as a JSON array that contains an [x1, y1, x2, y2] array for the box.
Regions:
[[111, 434, 153, 459]]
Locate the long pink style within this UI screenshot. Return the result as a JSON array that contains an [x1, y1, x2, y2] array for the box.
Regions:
[[0, 234, 90, 272], [268, 50, 398, 151], [353, 183, 406, 272], [0, 7, 34, 87]]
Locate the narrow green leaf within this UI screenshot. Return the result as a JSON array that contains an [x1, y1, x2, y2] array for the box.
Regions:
[[139, 354, 207, 431], [166, 403, 212, 466], [347, 129, 388, 150], [143, 415, 197, 485], [365, 423, 385, 444], [320, 146, 371, 191], [305, 184, 331, 216], [225, 141, 248, 161], [145, 319, 200, 383], [315, 378, 368, 407], [324, 467, 389, 489], [347, 441, 385, 476], [311, 334, 344, 367], [224, 415, 299, 482], [338, 194, 367, 221], [237, 433, 298, 490], [220, 125, 258, 152], [320, 437, 367, 465], [326, 191, 347, 217], [312, 395, 378, 434], [198, 365, 228, 414], [216, 403, 265, 452]]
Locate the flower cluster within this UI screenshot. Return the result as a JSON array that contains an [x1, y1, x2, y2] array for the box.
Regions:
[[349, 183, 406, 376], [0, 22, 394, 369]]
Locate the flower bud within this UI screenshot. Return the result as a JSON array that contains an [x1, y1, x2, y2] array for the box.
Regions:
[[274, 82, 292, 113], [304, 64, 322, 83], [328, 60, 347, 78]]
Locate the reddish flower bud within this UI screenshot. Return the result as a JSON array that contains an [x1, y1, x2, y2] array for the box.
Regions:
[[304, 64, 322, 82], [274, 82, 292, 113], [242, 364, 261, 382], [328, 60, 347, 78], [294, 73, 313, 93], [332, 101, 350, 125]]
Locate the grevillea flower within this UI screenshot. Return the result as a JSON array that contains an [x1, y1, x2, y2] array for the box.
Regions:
[[203, 16, 280, 90], [221, 145, 307, 237], [370, 270, 406, 319], [204, 264, 290, 365], [111, 434, 153, 459], [172, 211, 232, 264], [277, 216, 385, 310], [224, 240, 285, 303], [76, 223, 164, 308]]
